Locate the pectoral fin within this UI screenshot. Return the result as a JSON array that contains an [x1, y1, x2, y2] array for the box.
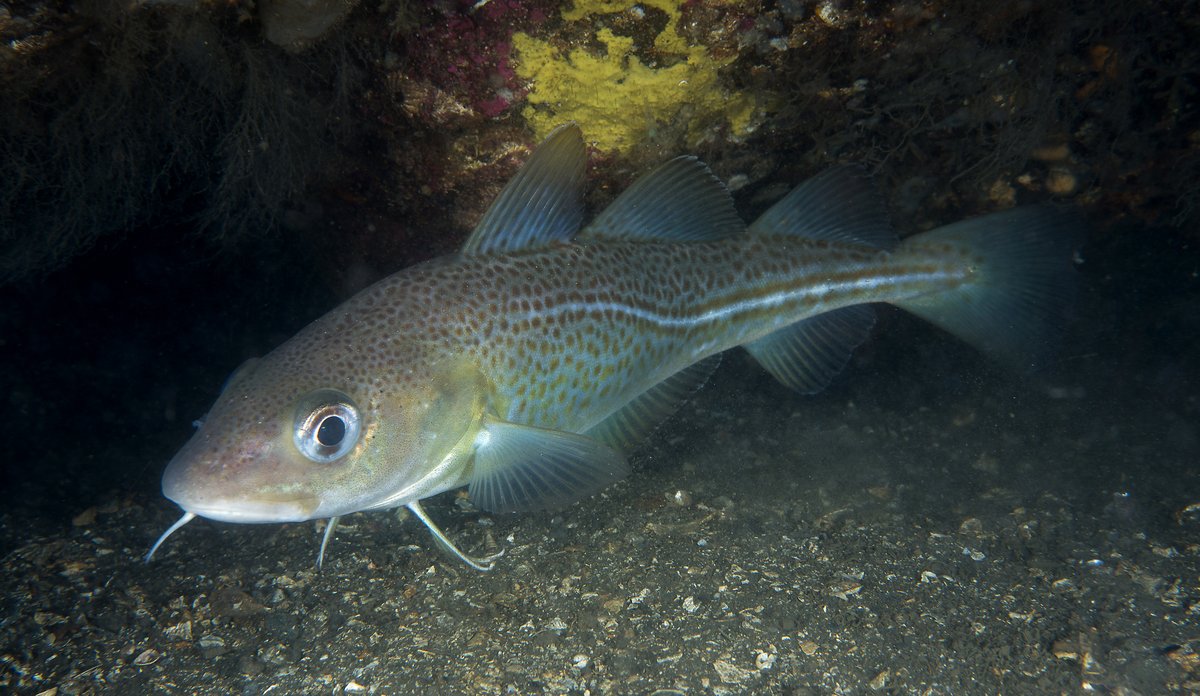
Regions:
[[469, 416, 630, 514]]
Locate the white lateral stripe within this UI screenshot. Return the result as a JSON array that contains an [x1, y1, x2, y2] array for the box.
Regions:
[[504, 270, 959, 329]]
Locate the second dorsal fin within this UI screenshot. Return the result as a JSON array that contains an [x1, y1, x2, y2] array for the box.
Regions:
[[578, 156, 745, 243], [461, 124, 587, 256]]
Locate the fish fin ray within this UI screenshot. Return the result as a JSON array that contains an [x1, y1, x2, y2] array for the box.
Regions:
[[469, 417, 630, 513], [579, 157, 744, 243], [461, 124, 586, 255], [316, 516, 339, 569], [587, 353, 721, 451], [744, 305, 875, 393], [406, 501, 503, 571], [748, 165, 896, 249], [144, 511, 196, 562], [892, 206, 1083, 371]]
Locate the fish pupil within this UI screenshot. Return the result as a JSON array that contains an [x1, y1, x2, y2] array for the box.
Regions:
[[316, 415, 346, 447]]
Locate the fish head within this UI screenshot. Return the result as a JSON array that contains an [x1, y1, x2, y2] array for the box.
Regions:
[[161, 328, 487, 526]]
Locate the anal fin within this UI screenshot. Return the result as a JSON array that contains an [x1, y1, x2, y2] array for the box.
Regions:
[[586, 353, 721, 451], [744, 305, 875, 393]]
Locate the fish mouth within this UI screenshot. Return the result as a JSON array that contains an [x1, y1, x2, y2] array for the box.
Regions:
[[162, 456, 322, 523], [161, 428, 323, 523], [146, 479, 321, 563], [168, 498, 320, 524]]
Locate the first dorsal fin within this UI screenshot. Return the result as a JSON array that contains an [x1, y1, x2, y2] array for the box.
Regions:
[[748, 165, 896, 250], [461, 124, 587, 256], [578, 157, 745, 243]]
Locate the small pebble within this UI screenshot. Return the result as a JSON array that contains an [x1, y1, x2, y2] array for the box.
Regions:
[[1046, 167, 1077, 194], [755, 651, 776, 670], [870, 669, 890, 690], [132, 648, 160, 666], [667, 489, 692, 506]]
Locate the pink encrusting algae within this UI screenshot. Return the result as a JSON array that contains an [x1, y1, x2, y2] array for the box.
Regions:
[[401, 1, 549, 121]]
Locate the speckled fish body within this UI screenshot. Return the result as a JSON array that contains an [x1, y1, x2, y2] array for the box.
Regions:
[[336, 238, 940, 435], [149, 125, 1079, 568]]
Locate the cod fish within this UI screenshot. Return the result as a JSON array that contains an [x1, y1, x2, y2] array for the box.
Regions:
[[148, 125, 1080, 570]]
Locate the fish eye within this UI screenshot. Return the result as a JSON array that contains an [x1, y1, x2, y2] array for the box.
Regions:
[[294, 390, 361, 463]]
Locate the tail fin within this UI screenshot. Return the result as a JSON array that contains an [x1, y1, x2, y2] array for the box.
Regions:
[[892, 206, 1083, 372]]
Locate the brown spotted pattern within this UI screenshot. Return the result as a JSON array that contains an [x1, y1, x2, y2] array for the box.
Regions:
[[316, 235, 970, 432], [164, 230, 972, 520]]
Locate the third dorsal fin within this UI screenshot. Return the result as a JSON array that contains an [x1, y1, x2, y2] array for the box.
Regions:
[[748, 165, 896, 250]]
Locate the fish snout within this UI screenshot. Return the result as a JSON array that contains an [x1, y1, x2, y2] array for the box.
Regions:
[[161, 431, 320, 523]]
